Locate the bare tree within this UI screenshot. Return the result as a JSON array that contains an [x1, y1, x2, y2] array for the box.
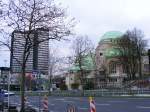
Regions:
[[0, 0, 74, 111], [131, 29, 147, 79], [118, 28, 147, 80], [72, 35, 94, 89], [148, 49, 150, 73], [49, 46, 62, 91]]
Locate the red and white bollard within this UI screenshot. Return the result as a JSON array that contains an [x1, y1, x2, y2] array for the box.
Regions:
[[89, 97, 96, 112], [43, 95, 48, 112], [24, 96, 27, 105]]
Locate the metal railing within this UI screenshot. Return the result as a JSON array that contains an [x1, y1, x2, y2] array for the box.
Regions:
[[50, 89, 150, 97]]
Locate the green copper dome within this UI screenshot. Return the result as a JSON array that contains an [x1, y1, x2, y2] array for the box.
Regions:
[[104, 47, 124, 58], [101, 31, 123, 41], [69, 55, 95, 72]]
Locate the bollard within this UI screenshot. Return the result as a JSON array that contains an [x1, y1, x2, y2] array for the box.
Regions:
[[24, 96, 28, 106], [89, 97, 96, 112], [43, 95, 48, 112], [67, 104, 76, 112]]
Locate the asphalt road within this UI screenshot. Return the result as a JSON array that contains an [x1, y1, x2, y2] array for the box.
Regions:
[[8, 95, 150, 112]]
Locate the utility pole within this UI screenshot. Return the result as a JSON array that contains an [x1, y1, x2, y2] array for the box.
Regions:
[[148, 49, 150, 74]]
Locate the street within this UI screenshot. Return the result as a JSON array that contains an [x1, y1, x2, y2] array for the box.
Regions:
[[9, 95, 150, 112]]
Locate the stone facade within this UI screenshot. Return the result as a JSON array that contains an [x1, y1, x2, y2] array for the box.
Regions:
[[95, 31, 127, 88], [66, 31, 149, 90], [95, 31, 149, 89]]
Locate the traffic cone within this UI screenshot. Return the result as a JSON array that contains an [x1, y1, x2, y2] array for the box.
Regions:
[[43, 95, 48, 112], [89, 97, 96, 112]]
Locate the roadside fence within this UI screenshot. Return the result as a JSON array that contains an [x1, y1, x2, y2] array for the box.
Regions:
[[50, 89, 150, 97]]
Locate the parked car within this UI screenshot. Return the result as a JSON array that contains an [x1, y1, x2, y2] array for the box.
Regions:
[[0, 89, 15, 97]]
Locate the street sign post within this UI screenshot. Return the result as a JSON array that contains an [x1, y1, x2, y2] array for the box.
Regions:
[[148, 49, 150, 73], [32, 70, 38, 79], [0, 89, 4, 111], [32, 70, 42, 111]]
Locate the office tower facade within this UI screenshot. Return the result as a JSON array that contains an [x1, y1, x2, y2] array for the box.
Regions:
[[10, 28, 49, 75]]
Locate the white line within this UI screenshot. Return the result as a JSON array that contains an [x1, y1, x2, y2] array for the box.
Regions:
[[68, 97, 80, 100], [55, 99, 65, 101], [96, 103, 110, 106], [50, 104, 55, 106], [78, 107, 88, 110], [137, 106, 150, 109], [127, 98, 148, 100], [63, 100, 74, 103], [108, 101, 127, 103]]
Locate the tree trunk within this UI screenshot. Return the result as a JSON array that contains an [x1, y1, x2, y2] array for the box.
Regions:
[[138, 56, 142, 79], [149, 49, 150, 73], [80, 69, 84, 90], [20, 47, 27, 112], [20, 64, 26, 112]]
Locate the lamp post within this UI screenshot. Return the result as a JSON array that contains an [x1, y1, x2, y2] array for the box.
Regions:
[[4, 60, 10, 109], [8, 70, 10, 110], [68, 56, 72, 90], [33, 70, 41, 112], [148, 49, 150, 74], [38, 71, 41, 112]]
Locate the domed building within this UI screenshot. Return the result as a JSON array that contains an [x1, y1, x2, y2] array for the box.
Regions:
[[65, 31, 149, 90], [95, 31, 127, 88]]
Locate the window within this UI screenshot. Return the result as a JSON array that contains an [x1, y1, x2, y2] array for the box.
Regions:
[[109, 62, 117, 73], [144, 64, 149, 72], [100, 52, 103, 56], [109, 78, 117, 82]]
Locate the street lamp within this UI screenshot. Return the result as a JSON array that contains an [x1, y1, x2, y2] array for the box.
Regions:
[[148, 49, 150, 73], [4, 60, 10, 110]]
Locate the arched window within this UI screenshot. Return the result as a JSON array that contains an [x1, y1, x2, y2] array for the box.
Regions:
[[109, 61, 117, 74]]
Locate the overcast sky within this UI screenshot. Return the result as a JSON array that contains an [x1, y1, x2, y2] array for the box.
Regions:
[[59, 0, 150, 42], [0, 0, 150, 67]]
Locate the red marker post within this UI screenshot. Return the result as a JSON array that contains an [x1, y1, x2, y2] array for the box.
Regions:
[[43, 95, 48, 112], [89, 97, 96, 112], [24, 96, 27, 105]]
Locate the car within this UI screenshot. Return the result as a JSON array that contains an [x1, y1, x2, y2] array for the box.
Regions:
[[0, 89, 15, 97]]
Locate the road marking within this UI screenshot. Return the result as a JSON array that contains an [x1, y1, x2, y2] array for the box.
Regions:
[[55, 98, 65, 101], [96, 103, 110, 106], [127, 98, 148, 100], [63, 100, 74, 103], [78, 107, 88, 110], [137, 106, 150, 109], [108, 101, 127, 103], [50, 104, 55, 106], [68, 97, 80, 100]]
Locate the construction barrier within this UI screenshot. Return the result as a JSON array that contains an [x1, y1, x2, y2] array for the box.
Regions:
[[89, 97, 96, 112], [43, 95, 48, 112]]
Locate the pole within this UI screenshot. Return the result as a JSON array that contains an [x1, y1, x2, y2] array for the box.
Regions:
[[148, 49, 150, 74], [39, 92, 41, 112], [8, 71, 10, 110], [38, 71, 41, 112]]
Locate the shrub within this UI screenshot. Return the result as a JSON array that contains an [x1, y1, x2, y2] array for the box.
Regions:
[[71, 83, 79, 89], [60, 83, 68, 90], [83, 81, 94, 90]]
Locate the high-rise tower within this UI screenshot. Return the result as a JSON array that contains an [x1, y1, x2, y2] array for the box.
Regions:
[[10, 28, 49, 75]]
